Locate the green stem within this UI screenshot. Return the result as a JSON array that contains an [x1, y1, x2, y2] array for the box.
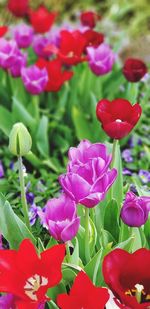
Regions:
[[66, 242, 71, 263], [85, 208, 91, 263], [110, 139, 118, 200], [18, 156, 30, 230], [32, 95, 39, 121]]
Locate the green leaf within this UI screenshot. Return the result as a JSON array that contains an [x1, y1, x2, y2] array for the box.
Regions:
[[70, 238, 79, 265], [114, 236, 135, 251], [47, 282, 66, 301], [12, 97, 36, 128], [84, 248, 102, 284], [36, 116, 49, 157], [0, 194, 36, 249], [72, 106, 93, 140], [0, 105, 13, 136], [89, 217, 97, 256], [62, 268, 76, 284], [104, 199, 120, 241]]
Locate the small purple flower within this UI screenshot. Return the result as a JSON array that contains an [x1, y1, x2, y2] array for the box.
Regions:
[[128, 136, 134, 148], [120, 191, 150, 227], [9, 49, 27, 78], [32, 34, 52, 58], [123, 168, 132, 176], [0, 161, 4, 178], [26, 192, 34, 205], [0, 293, 15, 308], [122, 149, 133, 163], [12, 24, 34, 49], [21, 65, 48, 95], [38, 194, 80, 242], [29, 203, 40, 226], [139, 170, 150, 184], [0, 38, 18, 69], [59, 140, 117, 208], [87, 43, 116, 76]]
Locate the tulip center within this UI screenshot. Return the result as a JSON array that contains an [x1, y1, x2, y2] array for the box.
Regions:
[[115, 119, 122, 123], [67, 51, 74, 57], [24, 274, 48, 301], [125, 283, 150, 304]]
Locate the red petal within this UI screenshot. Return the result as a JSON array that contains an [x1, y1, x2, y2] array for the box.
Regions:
[[110, 99, 133, 121], [103, 121, 133, 139], [41, 244, 65, 287]]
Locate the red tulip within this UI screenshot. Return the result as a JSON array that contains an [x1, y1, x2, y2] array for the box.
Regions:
[[0, 239, 65, 308], [58, 30, 87, 65], [36, 58, 73, 92], [57, 271, 109, 309], [29, 5, 56, 33], [8, 0, 28, 17], [122, 58, 147, 82], [83, 29, 104, 48], [103, 248, 150, 308], [0, 26, 8, 37], [80, 11, 101, 28], [96, 98, 142, 139]]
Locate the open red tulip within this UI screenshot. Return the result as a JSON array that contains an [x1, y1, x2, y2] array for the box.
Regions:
[[57, 30, 87, 66], [122, 58, 147, 82], [36, 58, 73, 92], [103, 248, 150, 308], [96, 98, 142, 139], [28, 5, 57, 33], [57, 271, 109, 309], [0, 239, 65, 309]]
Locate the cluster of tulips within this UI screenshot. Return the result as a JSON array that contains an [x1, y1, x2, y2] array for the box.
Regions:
[[0, 1, 150, 309]]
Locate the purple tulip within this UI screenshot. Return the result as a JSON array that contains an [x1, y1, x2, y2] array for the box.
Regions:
[[21, 65, 48, 95], [0, 293, 15, 309], [0, 38, 18, 69], [32, 34, 52, 58], [120, 191, 150, 227], [38, 194, 80, 242], [87, 43, 116, 76], [12, 24, 34, 49], [9, 49, 27, 78], [59, 140, 117, 208]]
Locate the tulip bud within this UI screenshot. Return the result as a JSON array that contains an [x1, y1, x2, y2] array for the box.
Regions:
[[120, 191, 150, 227], [9, 123, 32, 156]]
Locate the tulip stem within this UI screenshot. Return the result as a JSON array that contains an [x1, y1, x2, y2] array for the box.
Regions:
[[110, 139, 118, 200], [18, 156, 30, 230], [32, 95, 39, 121], [85, 208, 91, 264], [66, 242, 71, 263]]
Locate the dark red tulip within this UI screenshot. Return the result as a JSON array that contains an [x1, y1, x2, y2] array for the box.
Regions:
[[8, 0, 28, 17], [122, 58, 147, 82], [80, 11, 101, 28], [36, 58, 73, 92], [29, 5, 57, 33], [0, 26, 8, 37], [57, 271, 109, 309], [103, 248, 150, 308], [83, 30, 104, 48], [96, 98, 142, 139]]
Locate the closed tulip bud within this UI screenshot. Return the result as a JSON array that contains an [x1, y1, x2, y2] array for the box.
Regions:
[[9, 123, 32, 156]]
